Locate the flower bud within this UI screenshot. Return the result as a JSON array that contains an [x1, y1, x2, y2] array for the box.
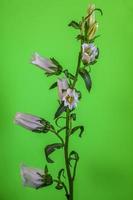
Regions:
[[87, 4, 95, 26], [88, 22, 98, 40], [86, 4, 98, 40], [21, 165, 53, 189], [14, 113, 51, 133], [57, 78, 69, 100], [82, 43, 98, 65], [31, 53, 62, 76]]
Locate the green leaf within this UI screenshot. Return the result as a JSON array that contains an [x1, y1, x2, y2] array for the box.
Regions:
[[49, 82, 57, 89], [44, 165, 48, 174], [79, 68, 92, 92], [63, 69, 75, 80], [70, 113, 76, 121], [55, 183, 63, 190], [55, 116, 66, 128], [50, 57, 63, 70], [45, 143, 64, 163], [54, 102, 66, 119], [70, 125, 84, 137], [68, 20, 80, 29], [84, 21, 89, 41], [58, 169, 65, 180], [95, 8, 103, 16], [89, 35, 101, 43], [76, 34, 84, 41], [69, 151, 79, 162]]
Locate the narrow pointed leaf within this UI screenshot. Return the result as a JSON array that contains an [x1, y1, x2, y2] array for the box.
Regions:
[[50, 57, 63, 70], [76, 34, 84, 41], [58, 169, 65, 180], [70, 113, 76, 121], [70, 125, 84, 137], [79, 68, 92, 92], [89, 35, 101, 43], [55, 183, 63, 190], [54, 102, 66, 119], [95, 8, 103, 16], [69, 151, 79, 162], [44, 165, 48, 174], [49, 82, 57, 89], [68, 20, 80, 29], [55, 116, 66, 128], [45, 143, 64, 163]]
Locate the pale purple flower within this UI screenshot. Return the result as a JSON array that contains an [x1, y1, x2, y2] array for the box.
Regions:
[[82, 43, 98, 65], [62, 88, 79, 110], [14, 113, 51, 133], [57, 78, 69, 100], [21, 165, 45, 189], [31, 53, 62, 75]]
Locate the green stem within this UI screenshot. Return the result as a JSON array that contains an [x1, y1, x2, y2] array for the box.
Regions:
[[50, 129, 64, 145], [71, 50, 82, 89], [64, 108, 73, 200], [64, 39, 83, 200]]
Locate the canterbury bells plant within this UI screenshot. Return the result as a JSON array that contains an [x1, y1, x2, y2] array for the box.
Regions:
[[14, 3, 102, 200]]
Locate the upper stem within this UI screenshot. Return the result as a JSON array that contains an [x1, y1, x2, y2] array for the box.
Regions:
[[71, 50, 82, 89]]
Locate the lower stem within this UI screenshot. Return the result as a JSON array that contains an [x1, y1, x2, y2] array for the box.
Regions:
[[64, 108, 73, 200]]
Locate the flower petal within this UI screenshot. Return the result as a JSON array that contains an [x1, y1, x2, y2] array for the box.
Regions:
[[21, 165, 44, 189], [57, 78, 69, 100], [31, 53, 57, 73]]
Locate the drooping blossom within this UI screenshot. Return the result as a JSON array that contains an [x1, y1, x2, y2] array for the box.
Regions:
[[31, 53, 62, 75], [14, 113, 51, 133], [21, 165, 53, 189]]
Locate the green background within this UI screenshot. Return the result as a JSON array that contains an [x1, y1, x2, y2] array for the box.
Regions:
[[0, 0, 133, 199]]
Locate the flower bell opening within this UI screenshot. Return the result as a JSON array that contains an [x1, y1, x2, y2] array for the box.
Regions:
[[65, 95, 74, 104], [62, 88, 79, 110]]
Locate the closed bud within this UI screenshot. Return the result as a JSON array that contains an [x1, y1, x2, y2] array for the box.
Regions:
[[88, 22, 98, 40], [14, 112, 51, 133], [86, 4, 98, 40], [87, 4, 95, 27]]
